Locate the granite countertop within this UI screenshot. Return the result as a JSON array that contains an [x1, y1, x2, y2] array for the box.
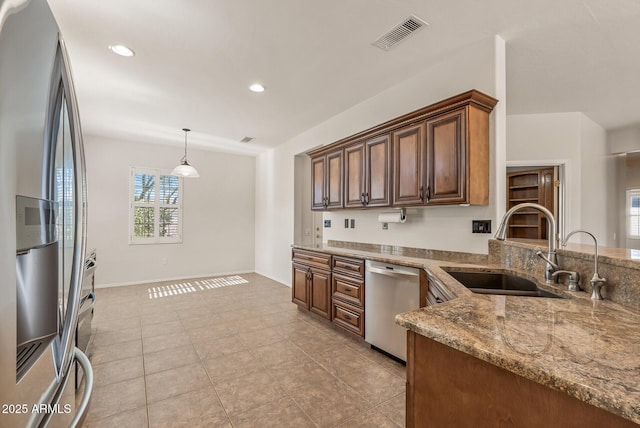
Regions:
[[292, 243, 640, 425]]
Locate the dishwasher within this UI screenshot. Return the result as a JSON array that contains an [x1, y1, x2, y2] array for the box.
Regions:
[[365, 260, 420, 362]]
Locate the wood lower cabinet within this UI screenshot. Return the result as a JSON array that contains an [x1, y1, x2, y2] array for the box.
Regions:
[[309, 267, 331, 319], [311, 150, 343, 210], [406, 331, 637, 428], [291, 249, 332, 319], [331, 255, 365, 337], [392, 123, 426, 206]]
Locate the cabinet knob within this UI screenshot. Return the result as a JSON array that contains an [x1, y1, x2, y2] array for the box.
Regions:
[[343, 314, 352, 321], [361, 193, 366, 206], [419, 186, 424, 201]]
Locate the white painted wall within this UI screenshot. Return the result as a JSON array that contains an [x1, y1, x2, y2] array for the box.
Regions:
[[255, 37, 505, 286], [579, 114, 617, 246], [85, 135, 256, 287], [609, 126, 640, 154], [506, 112, 615, 246]]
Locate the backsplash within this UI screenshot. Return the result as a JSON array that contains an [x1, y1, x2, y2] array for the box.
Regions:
[[488, 239, 640, 311], [327, 240, 488, 265]]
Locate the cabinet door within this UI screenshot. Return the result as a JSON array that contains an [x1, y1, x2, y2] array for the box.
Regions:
[[325, 150, 343, 209], [292, 263, 310, 309], [344, 142, 366, 208], [311, 156, 326, 210], [426, 108, 466, 204], [392, 123, 426, 206], [309, 268, 331, 319], [365, 135, 391, 207]]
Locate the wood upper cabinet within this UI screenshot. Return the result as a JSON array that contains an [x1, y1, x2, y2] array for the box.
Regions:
[[311, 150, 343, 210], [365, 135, 391, 207], [308, 90, 497, 209], [426, 105, 489, 205], [344, 135, 391, 208], [344, 142, 366, 208], [392, 123, 426, 206]]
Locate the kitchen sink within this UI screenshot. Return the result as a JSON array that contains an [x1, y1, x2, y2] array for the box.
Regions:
[[446, 271, 562, 298]]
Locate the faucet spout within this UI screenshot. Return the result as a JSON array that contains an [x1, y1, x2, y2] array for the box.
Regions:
[[495, 203, 559, 283], [562, 230, 606, 300]]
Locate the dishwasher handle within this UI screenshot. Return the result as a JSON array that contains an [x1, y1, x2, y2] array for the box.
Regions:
[[366, 265, 419, 278]]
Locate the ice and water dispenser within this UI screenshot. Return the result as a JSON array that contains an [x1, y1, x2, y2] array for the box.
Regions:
[[15, 195, 59, 381]]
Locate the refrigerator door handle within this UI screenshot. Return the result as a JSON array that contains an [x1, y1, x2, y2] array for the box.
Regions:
[[70, 347, 93, 428]]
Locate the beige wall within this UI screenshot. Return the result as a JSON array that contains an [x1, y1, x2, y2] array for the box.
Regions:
[[255, 36, 505, 286], [85, 135, 256, 287]]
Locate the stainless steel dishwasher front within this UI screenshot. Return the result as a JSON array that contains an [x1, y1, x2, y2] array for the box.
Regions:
[[365, 260, 420, 362]]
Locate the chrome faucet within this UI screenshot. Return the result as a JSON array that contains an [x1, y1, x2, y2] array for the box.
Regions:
[[495, 203, 559, 283], [562, 230, 606, 300]]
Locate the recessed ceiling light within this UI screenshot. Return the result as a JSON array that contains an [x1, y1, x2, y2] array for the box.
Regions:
[[109, 44, 135, 57], [249, 83, 265, 93]]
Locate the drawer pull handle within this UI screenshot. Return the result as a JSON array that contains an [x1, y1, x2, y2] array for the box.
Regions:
[[343, 315, 352, 321]]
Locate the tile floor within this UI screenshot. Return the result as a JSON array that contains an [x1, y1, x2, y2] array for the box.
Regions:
[[81, 273, 406, 427]]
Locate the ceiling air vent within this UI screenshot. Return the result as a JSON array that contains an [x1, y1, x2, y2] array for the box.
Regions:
[[372, 15, 428, 51], [240, 136, 254, 143]]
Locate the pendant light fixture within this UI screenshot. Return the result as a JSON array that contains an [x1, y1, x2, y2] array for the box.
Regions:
[[171, 128, 200, 178]]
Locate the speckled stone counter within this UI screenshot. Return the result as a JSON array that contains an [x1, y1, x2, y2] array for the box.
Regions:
[[292, 241, 640, 425]]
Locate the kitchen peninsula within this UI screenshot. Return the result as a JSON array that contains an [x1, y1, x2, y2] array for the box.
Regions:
[[293, 239, 640, 427]]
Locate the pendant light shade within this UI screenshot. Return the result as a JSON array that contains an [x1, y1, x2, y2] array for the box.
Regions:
[[172, 128, 199, 178]]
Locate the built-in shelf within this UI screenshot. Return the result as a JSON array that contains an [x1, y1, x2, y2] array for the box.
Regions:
[[508, 185, 539, 190]]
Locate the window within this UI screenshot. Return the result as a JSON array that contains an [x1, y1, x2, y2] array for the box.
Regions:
[[628, 189, 640, 238], [129, 167, 183, 244]]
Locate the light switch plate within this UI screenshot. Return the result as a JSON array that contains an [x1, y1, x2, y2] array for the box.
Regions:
[[472, 220, 491, 233], [324, 219, 331, 228]]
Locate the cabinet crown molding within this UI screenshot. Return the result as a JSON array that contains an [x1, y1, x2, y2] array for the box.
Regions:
[[307, 89, 498, 157]]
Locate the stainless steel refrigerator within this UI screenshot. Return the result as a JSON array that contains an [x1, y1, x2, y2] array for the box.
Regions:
[[0, 0, 93, 426]]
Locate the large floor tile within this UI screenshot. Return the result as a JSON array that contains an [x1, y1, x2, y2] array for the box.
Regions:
[[83, 406, 147, 428], [142, 330, 193, 354], [202, 350, 262, 384], [143, 344, 200, 375], [93, 326, 141, 348], [93, 355, 144, 387], [145, 363, 211, 403], [335, 409, 399, 428], [90, 338, 142, 365], [291, 376, 371, 428], [214, 370, 286, 417], [141, 320, 184, 338], [377, 392, 406, 427], [84, 377, 146, 422], [147, 387, 231, 428], [230, 396, 315, 428]]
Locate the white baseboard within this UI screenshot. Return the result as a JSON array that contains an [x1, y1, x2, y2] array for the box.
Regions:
[[94, 270, 255, 289], [254, 270, 291, 288]]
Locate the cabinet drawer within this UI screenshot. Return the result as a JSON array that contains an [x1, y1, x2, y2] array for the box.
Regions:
[[332, 256, 365, 278], [292, 249, 331, 269], [332, 300, 364, 337], [332, 273, 364, 307]]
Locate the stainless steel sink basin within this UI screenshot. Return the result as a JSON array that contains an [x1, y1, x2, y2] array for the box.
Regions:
[[446, 271, 562, 298]]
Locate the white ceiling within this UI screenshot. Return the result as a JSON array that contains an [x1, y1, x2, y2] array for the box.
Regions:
[[46, 0, 640, 155]]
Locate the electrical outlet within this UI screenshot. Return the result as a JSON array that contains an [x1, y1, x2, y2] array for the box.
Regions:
[[382, 222, 389, 230], [344, 219, 349, 228], [472, 220, 491, 233], [350, 219, 355, 228], [324, 219, 331, 228]]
